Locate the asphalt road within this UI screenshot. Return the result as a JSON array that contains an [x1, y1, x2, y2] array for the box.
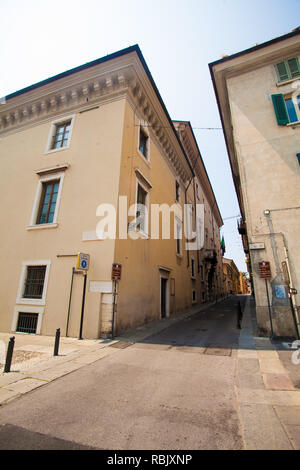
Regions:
[[0, 296, 246, 450]]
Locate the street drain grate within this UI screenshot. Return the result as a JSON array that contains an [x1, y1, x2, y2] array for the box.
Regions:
[[109, 341, 134, 349], [203, 344, 232, 356]]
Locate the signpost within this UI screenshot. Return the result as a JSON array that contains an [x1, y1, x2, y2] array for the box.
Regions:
[[76, 253, 90, 340], [259, 261, 274, 338], [111, 264, 122, 339]]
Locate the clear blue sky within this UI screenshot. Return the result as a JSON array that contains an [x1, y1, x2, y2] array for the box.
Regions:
[[1, 0, 299, 271]]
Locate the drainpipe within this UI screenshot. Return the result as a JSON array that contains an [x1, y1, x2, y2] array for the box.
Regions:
[[283, 244, 300, 339]]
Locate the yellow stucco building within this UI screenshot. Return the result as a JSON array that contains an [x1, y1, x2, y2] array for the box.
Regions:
[[0, 46, 223, 338], [222, 258, 240, 296]]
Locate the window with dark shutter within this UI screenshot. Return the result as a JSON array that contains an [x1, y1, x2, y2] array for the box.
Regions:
[[275, 58, 300, 82], [287, 58, 300, 78], [275, 62, 289, 81], [271, 94, 289, 125]]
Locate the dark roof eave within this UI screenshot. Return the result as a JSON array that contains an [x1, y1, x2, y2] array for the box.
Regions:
[[208, 27, 300, 69]]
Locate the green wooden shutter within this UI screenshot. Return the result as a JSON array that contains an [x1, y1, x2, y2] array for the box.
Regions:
[[287, 58, 300, 78], [275, 61, 289, 81], [271, 94, 289, 125]]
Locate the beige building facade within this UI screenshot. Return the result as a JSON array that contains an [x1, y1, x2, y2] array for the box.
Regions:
[[0, 46, 223, 339], [222, 258, 240, 296], [210, 29, 300, 337]]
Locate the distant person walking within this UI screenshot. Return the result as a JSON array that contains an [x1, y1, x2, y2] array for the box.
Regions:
[[237, 301, 243, 329]]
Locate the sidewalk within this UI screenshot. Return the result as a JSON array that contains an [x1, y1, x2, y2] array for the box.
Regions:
[[236, 296, 300, 450], [0, 297, 225, 406], [1, 295, 299, 450]]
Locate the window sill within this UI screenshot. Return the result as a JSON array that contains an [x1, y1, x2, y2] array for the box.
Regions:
[[44, 146, 70, 156], [191, 276, 196, 281], [128, 228, 149, 239], [137, 149, 151, 167], [276, 77, 300, 87], [176, 253, 183, 259], [27, 223, 58, 231], [287, 121, 300, 128], [15, 299, 46, 306]]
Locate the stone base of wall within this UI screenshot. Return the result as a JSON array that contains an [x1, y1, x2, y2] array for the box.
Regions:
[[256, 305, 297, 338], [100, 295, 114, 338]]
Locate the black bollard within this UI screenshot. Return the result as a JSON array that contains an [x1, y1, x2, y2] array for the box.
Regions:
[[54, 328, 60, 356], [4, 336, 15, 373]]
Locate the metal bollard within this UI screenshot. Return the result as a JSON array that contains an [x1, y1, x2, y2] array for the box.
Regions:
[[54, 328, 60, 356], [4, 336, 15, 373]]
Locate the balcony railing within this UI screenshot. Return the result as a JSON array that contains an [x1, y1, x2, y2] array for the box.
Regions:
[[204, 249, 217, 265]]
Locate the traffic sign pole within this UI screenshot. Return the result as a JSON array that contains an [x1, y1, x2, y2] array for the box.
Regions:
[[79, 271, 87, 340], [111, 280, 117, 340]]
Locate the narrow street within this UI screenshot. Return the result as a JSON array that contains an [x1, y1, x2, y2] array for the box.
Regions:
[[0, 296, 246, 450]]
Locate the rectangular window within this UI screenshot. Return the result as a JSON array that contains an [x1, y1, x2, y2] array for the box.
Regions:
[[37, 180, 60, 224], [16, 312, 39, 334], [272, 93, 300, 125], [16, 260, 51, 306], [175, 181, 180, 202], [23, 266, 46, 299], [285, 96, 300, 123], [176, 218, 182, 255], [139, 127, 149, 159], [196, 182, 200, 200], [192, 290, 196, 303], [29, 170, 66, 229], [45, 116, 74, 154], [275, 58, 300, 82], [136, 183, 148, 232], [191, 258, 195, 278], [52, 121, 71, 149]]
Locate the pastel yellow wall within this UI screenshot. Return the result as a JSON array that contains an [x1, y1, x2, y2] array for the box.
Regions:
[[0, 99, 126, 337], [0, 93, 224, 338], [113, 101, 200, 333]]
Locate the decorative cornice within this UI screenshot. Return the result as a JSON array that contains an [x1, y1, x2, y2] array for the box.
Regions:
[[35, 163, 69, 175], [0, 53, 192, 182]]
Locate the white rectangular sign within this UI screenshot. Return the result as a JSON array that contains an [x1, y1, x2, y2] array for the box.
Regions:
[[249, 243, 265, 250], [89, 281, 113, 293]]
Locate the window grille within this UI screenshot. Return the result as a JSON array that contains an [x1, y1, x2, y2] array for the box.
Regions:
[[23, 266, 46, 299], [16, 312, 39, 334]]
